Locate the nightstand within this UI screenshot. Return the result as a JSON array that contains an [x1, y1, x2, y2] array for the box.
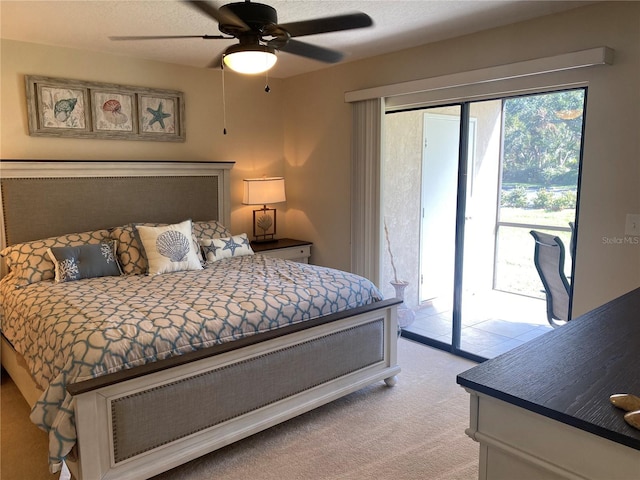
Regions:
[[251, 238, 312, 263]]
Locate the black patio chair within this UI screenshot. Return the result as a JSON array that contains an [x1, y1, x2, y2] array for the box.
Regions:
[[530, 230, 571, 327], [569, 221, 576, 260]]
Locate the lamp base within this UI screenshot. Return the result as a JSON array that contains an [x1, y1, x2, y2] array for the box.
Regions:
[[253, 206, 277, 242]]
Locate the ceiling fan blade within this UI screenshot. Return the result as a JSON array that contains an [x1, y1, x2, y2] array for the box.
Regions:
[[279, 12, 372, 38], [109, 35, 228, 41], [184, 0, 248, 30], [276, 39, 344, 63]]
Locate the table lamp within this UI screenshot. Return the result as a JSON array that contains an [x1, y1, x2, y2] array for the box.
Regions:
[[242, 177, 286, 242]]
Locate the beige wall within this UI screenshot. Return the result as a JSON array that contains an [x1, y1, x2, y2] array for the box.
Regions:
[[382, 109, 423, 307], [1, 2, 639, 316], [0, 39, 285, 236], [283, 1, 639, 315]]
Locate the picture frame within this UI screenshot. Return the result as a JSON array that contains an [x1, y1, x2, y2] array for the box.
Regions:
[[25, 75, 185, 142], [138, 93, 183, 140], [26, 78, 91, 136], [91, 90, 136, 135]]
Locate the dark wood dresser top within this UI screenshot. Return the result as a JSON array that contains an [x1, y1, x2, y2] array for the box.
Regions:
[[457, 287, 640, 450]]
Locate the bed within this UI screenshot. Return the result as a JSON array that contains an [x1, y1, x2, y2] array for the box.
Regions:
[[0, 160, 400, 480]]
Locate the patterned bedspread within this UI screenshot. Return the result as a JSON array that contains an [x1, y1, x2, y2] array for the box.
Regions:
[[0, 255, 382, 473]]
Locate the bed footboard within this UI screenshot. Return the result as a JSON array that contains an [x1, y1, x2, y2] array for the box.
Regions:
[[67, 300, 400, 480]]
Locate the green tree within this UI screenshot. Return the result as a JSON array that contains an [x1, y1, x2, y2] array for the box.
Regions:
[[501, 185, 529, 208], [502, 90, 584, 186]]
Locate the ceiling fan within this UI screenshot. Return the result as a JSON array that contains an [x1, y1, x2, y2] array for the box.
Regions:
[[110, 0, 373, 74]]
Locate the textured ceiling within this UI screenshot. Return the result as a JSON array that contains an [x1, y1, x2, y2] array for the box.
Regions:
[[1, 1, 593, 78]]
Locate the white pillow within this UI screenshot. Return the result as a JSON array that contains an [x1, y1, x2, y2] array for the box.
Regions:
[[200, 233, 254, 263], [135, 220, 203, 275]]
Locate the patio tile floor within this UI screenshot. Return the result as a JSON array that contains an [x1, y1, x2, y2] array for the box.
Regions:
[[402, 290, 553, 359]]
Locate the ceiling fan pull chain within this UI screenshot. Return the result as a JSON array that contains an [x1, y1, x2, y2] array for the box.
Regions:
[[222, 62, 228, 135], [265, 69, 271, 93]]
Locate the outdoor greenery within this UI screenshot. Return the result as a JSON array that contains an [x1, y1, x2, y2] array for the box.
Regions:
[[502, 185, 577, 211], [501, 89, 585, 186], [500, 89, 583, 212], [496, 90, 584, 297]]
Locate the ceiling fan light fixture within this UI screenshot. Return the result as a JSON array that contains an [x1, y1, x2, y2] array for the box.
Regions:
[[223, 44, 277, 74]]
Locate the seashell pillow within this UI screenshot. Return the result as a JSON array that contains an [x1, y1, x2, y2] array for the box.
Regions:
[[0, 229, 112, 286], [111, 220, 228, 275], [135, 219, 203, 275], [199, 233, 254, 263]]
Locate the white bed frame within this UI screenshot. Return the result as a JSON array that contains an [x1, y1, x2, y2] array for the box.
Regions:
[[0, 160, 400, 480]]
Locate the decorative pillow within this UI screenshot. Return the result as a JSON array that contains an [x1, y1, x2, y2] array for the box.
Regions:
[[0, 229, 111, 285], [200, 233, 254, 263], [192, 220, 231, 240], [110, 223, 158, 275], [47, 241, 122, 283], [135, 220, 203, 275], [111, 222, 207, 275]]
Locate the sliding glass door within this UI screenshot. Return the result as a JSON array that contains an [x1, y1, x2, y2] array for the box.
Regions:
[[383, 88, 585, 361]]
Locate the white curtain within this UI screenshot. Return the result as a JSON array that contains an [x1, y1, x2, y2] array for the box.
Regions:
[[350, 98, 384, 285]]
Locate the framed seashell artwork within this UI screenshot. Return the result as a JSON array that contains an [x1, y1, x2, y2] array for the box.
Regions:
[[92, 91, 136, 133], [25, 75, 185, 141], [32, 83, 90, 133]]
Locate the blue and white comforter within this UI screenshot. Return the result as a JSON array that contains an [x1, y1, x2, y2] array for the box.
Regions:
[[0, 255, 382, 473]]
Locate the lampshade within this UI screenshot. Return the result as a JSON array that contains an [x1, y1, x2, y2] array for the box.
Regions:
[[243, 177, 286, 205], [223, 44, 277, 75]]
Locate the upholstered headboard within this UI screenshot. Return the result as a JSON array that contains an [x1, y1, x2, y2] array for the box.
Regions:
[[0, 160, 234, 249]]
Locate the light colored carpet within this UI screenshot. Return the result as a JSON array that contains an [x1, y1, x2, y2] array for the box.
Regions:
[[1, 339, 479, 480], [1, 368, 59, 480]]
